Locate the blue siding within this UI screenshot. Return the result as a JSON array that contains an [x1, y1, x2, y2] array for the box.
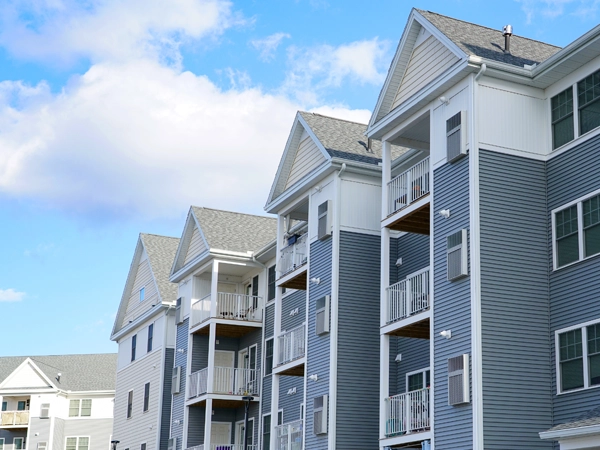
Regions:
[[547, 134, 600, 426], [305, 238, 332, 450], [186, 406, 205, 447], [192, 334, 208, 372], [479, 150, 552, 449], [281, 290, 306, 332], [265, 303, 275, 339], [172, 318, 189, 450], [394, 337, 430, 394], [160, 348, 175, 450], [279, 376, 304, 424], [262, 375, 272, 415], [336, 231, 381, 450], [433, 156, 473, 449], [396, 232, 430, 282]]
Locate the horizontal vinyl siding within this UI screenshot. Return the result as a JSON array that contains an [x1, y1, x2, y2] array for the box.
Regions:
[[171, 319, 189, 450], [27, 417, 51, 450], [278, 376, 304, 424], [396, 232, 430, 283], [261, 375, 272, 415], [185, 406, 205, 447], [63, 419, 113, 450], [265, 303, 275, 339], [548, 134, 600, 426], [433, 156, 473, 449], [305, 238, 332, 450], [53, 418, 65, 450], [124, 259, 158, 325], [281, 290, 306, 332], [284, 137, 327, 190], [159, 348, 174, 450], [394, 337, 430, 395], [479, 150, 552, 449], [336, 231, 380, 450], [183, 227, 206, 266]]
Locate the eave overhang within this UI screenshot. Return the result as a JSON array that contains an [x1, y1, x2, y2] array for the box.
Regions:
[[540, 423, 600, 440]]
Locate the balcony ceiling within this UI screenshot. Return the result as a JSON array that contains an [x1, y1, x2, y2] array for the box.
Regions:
[[387, 202, 430, 235]]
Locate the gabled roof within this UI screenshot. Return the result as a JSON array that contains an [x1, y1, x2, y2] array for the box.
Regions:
[[266, 111, 407, 208], [0, 354, 117, 392], [417, 10, 560, 68]]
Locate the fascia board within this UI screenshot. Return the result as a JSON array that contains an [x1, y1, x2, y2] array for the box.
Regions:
[[296, 114, 335, 160], [111, 237, 144, 337], [169, 250, 212, 283], [64, 390, 115, 396], [111, 303, 170, 341], [413, 10, 467, 60], [170, 208, 209, 278], [540, 424, 600, 440]]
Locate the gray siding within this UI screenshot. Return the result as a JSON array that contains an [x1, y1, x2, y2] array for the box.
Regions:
[[27, 417, 51, 450], [171, 318, 188, 450], [160, 348, 175, 450], [0, 429, 27, 450], [547, 134, 600, 425], [305, 238, 332, 450], [53, 418, 65, 450], [63, 419, 113, 450], [186, 406, 205, 447], [261, 375, 272, 415], [396, 232, 430, 282], [433, 156, 473, 449], [278, 376, 304, 424], [479, 150, 552, 449], [265, 303, 275, 339], [281, 290, 306, 332], [394, 337, 430, 394], [191, 335, 208, 372], [336, 231, 380, 450]]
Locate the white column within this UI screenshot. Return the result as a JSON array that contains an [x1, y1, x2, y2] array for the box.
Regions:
[[206, 322, 217, 394], [210, 260, 219, 318], [380, 334, 390, 440], [381, 227, 390, 327], [270, 373, 280, 450], [381, 140, 392, 220], [204, 397, 212, 450]]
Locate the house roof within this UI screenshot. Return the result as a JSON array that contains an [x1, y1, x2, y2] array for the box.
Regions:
[[544, 405, 600, 433], [0, 354, 117, 392], [190, 207, 277, 254], [298, 112, 407, 164], [140, 233, 179, 303], [417, 10, 561, 68]]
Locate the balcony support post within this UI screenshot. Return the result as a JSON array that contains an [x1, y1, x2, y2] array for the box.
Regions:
[[206, 322, 216, 394], [210, 260, 219, 318], [203, 397, 212, 450], [382, 140, 391, 220], [380, 334, 390, 439]]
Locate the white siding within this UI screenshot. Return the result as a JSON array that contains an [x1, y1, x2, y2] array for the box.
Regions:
[[64, 419, 113, 450], [431, 85, 470, 168], [284, 136, 327, 190], [340, 178, 382, 234], [2, 362, 48, 388], [308, 175, 336, 242], [392, 36, 459, 110], [183, 227, 206, 266], [123, 259, 158, 325]]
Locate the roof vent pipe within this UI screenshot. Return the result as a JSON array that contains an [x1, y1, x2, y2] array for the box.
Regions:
[[503, 25, 513, 53]]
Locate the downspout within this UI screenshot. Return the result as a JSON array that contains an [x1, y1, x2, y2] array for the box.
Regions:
[[475, 63, 487, 81]]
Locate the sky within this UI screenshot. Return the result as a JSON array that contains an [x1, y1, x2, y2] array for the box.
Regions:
[[0, 0, 598, 357]]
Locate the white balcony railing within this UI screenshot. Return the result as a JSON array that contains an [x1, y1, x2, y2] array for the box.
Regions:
[[1, 411, 29, 426], [275, 419, 303, 450], [385, 388, 430, 437], [209, 445, 257, 450], [186, 446, 204, 450], [388, 157, 430, 215], [278, 324, 305, 366], [188, 367, 259, 398], [279, 233, 308, 276], [191, 293, 263, 327], [386, 268, 430, 324]]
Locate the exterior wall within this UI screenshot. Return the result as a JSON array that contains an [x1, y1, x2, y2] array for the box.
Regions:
[[433, 155, 473, 449], [395, 232, 430, 283], [124, 256, 159, 326], [159, 348, 174, 450], [27, 417, 51, 450], [183, 227, 206, 266], [394, 337, 430, 394], [336, 231, 380, 450], [280, 290, 305, 333], [117, 316, 166, 371], [63, 419, 113, 450], [392, 35, 459, 110], [53, 418, 65, 450], [304, 238, 332, 450], [547, 134, 600, 424], [284, 135, 327, 190], [171, 319, 189, 450], [278, 376, 304, 424], [479, 149, 552, 448], [185, 407, 204, 447], [0, 429, 28, 450], [340, 176, 382, 235]]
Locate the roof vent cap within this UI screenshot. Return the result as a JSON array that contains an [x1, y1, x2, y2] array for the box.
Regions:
[[502, 25, 513, 54]]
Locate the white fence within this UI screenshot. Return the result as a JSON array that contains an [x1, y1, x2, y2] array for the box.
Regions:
[[191, 293, 263, 327], [209, 445, 257, 450], [0, 411, 29, 426], [388, 157, 430, 215], [278, 324, 306, 366], [386, 268, 430, 324], [185, 446, 204, 450], [385, 388, 430, 437], [188, 367, 259, 398], [279, 233, 308, 276], [275, 419, 303, 450]]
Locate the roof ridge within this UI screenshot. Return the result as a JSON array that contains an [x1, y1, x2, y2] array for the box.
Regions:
[[301, 111, 368, 127], [416, 9, 561, 49], [140, 233, 179, 240], [192, 206, 276, 220]]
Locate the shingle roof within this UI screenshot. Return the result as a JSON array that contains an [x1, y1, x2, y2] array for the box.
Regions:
[[141, 233, 179, 303], [191, 207, 277, 254], [299, 112, 407, 164], [418, 10, 561, 67], [0, 354, 117, 392], [545, 405, 600, 433]]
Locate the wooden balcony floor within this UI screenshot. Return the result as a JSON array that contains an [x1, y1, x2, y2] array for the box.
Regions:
[[387, 317, 430, 339]]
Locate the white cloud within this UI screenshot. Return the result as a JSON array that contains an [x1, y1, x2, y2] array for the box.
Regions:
[[308, 105, 372, 124], [282, 38, 391, 105], [516, 0, 600, 23], [0, 288, 25, 302], [250, 32, 291, 62], [0, 0, 242, 66]]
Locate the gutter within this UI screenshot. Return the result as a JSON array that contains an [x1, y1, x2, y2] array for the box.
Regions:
[[110, 303, 170, 341], [540, 423, 600, 440]]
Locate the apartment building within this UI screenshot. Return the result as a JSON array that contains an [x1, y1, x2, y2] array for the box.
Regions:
[[367, 8, 600, 450], [0, 354, 116, 450], [110, 233, 179, 450]]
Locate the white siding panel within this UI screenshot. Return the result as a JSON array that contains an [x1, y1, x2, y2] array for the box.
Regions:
[[392, 36, 459, 110], [431, 86, 470, 168], [479, 85, 548, 155], [340, 179, 382, 233], [284, 137, 327, 190], [183, 227, 206, 266], [63, 419, 113, 450], [124, 260, 158, 325], [3, 363, 48, 388]]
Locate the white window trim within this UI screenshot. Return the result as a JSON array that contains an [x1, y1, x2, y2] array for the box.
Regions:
[[277, 409, 283, 426], [127, 390, 134, 419], [143, 381, 151, 413], [65, 437, 90, 450], [69, 399, 92, 418], [264, 337, 274, 377], [0, 438, 5, 450], [235, 417, 254, 447], [555, 317, 600, 395], [139, 287, 145, 302], [552, 187, 600, 270], [14, 438, 24, 450], [405, 367, 431, 392]]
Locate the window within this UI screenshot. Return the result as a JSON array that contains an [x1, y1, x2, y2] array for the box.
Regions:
[[265, 338, 274, 376], [0, 438, 4, 450], [315, 296, 330, 335], [1, 402, 6, 411], [140, 444, 146, 450], [267, 266, 276, 302], [446, 111, 467, 161], [139, 287, 145, 302], [143, 383, 150, 412], [127, 391, 133, 419], [277, 410, 283, 426], [38, 443, 47, 450], [17, 401, 27, 411], [69, 400, 90, 417], [407, 368, 431, 392], [40, 403, 50, 418], [147, 324, 154, 352], [554, 192, 600, 268], [14, 439, 24, 450], [557, 320, 600, 393], [447, 229, 468, 281], [131, 334, 137, 362], [262, 415, 271, 450], [552, 87, 574, 149], [578, 69, 600, 135], [66, 438, 88, 450]]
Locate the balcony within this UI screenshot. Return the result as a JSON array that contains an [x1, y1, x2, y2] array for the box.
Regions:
[[385, 157, 430, 234], [275, 419, 303, 450], [1, 411, 29, 427], [275, 324, 305, 376], [384, 268, 430, 338], [186, 446, 257, 450], [385, 388, 430, 438], [278, 233, 308, 290], [191, 293, 263, 337], [188, 367, 259, 399]]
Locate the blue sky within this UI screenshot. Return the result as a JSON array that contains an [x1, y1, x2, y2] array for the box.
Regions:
[[0, 0, 598, 356]]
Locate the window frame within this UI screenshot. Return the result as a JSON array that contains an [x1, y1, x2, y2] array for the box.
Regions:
[[0, 438, 4, 450], [65, 437, 89, 450], [143, 382, 150, 413], [264, 338, 274, 376], [127, 390, 133, 419], [551, 86, 575, 150], [262, 414, 271, 450], [131, 334, 137, 362], [139, 287, 145, 302], [552, 188, 600, 270], [69, 399, 92, 417], [14, 438, 24, 450], [147, 324, 154, 353], [556, 317, 600, 394], [405, 367, 431, 392], [267, 266, 276, 303]]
